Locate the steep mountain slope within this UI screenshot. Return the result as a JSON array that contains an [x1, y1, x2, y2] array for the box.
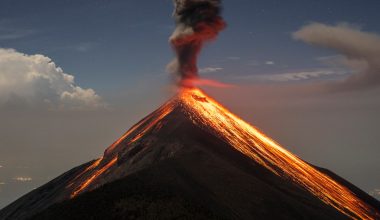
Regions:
[[1, 88, 379, 220], [31, 154, 349, 220]]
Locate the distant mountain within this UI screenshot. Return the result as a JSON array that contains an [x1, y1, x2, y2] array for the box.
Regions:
[[1, 88, 379, 220]]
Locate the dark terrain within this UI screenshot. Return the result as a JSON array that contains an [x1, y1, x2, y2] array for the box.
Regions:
[[1, 92, 379, 220]]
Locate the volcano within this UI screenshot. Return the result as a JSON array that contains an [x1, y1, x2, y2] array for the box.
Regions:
[[1, 88, 379, 220]]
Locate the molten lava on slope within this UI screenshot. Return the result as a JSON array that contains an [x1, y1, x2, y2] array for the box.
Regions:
[[66, 88, 379, 219], [178, 88, 379, 220], [2, 88, 379, 220]]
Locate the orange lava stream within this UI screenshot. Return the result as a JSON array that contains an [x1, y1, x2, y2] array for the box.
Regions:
[[71, 157, 117, 198], [104, 118, 151, 155], [105, 102, 175, 156], [66, 157, 103, 189], [129, 105, 174, 143], [67, 87, 377, 219], [180, 88, 378, 220], [70, 104, 174, 198]]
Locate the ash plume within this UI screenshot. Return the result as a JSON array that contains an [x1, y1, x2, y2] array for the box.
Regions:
[[168, 0, 226, 86]]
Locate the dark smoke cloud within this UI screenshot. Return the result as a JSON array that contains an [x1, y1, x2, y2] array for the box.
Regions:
[[293, 23, 380, 92], [168, 0, 226, 86]]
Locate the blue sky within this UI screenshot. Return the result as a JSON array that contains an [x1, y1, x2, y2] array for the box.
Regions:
[[1, 0, 380, 208], [1, 0, 379, 93]]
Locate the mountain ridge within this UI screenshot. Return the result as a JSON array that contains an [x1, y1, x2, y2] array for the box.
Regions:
[[1, 88, 379, 219]]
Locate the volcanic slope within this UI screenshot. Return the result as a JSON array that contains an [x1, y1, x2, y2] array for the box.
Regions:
[[1, 88, 379, 220]]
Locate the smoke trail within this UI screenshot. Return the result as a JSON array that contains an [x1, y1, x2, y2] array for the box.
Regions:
[[168, 0, 226, 87]]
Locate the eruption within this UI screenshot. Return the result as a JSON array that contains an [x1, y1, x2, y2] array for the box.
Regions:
[[2, 3, 379, 219], [168, 0, 226, 86]]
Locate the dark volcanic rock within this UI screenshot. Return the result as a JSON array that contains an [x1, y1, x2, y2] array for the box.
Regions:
[[31, 152, 348, 220], [1, 89, 379, 219]]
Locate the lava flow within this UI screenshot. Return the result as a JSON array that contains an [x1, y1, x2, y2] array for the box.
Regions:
[[69, 103, 175, 198], [68, 87, 378, 220], [71, 157, 117, 198], [178, 88, 378, 220]]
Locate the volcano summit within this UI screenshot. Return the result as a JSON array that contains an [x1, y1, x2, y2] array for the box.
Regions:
[[0, 88, 379, 220]]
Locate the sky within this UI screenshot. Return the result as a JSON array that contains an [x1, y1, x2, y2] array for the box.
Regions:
[[1, 0, 380, 208]]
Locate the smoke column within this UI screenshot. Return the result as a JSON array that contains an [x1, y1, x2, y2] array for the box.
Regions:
[[168, 0, 226, 87]]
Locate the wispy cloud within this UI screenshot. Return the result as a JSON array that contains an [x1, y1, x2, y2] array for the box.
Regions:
[[254, 69, 347, 82], [199, 67, 223, 74], [316, 55, 342, 62], [13, 177, 32, 182], [0, 21, 36, 40], [369, 189, 380, 200], [0, 30, 36, 40], [247, 60, 276, 66], [74, 42, 96, 52], [238, 69, 349, 82]]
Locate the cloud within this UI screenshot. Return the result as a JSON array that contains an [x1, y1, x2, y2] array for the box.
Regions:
[[0, 48, 105, 110], [13, 177, 32, 182], [0, 21, 36, 40], [72, 42, 96, 53], [369, 189, 380, 200], [265, 61, 275, 65], [259, 69, 346, 82], [0, 30, 36, 41], [199, 67, 223, 74], [293, 23, 380, 91]]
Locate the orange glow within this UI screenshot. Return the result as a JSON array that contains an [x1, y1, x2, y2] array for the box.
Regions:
[[180, 78, 234, 88], [70, 104, 174, 198], [71, 157, 117, 198], [104, 118, 150, 155], [67, 87, 378, 219], [104, 102, 175, 156], [178, 88, 378, 220], [66, 157, 103, 189]]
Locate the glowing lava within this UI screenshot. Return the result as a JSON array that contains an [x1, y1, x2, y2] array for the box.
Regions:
[[69, 104, 175, 198], [71, 157, 117, 198], [178, 88, 378, 220], [68, 87, 378, 219]]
